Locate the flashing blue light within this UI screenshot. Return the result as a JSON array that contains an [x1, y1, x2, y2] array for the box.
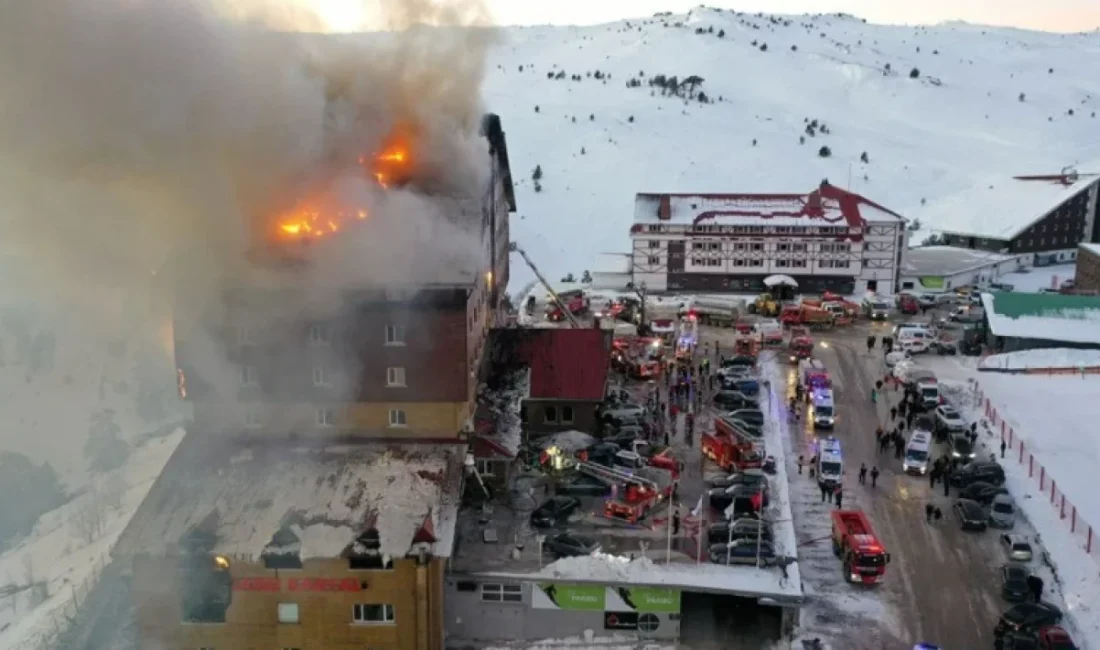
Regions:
[[913, 644, 942, 650]]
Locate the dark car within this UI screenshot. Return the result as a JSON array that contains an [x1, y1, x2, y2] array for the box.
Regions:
[[708, 484, 765, 515], [544, 532, 600, 558], [728, 408, 765, 427], [951, 461, 1006, 488], [530, 496, 581, 528], [557, 474, 611, 497], [707, 519, 773, 545], [950, 433, 976, 463], [954, 498, 987, 531], [714, 391, 753, 410], [578, 443, 621, 466], [1001, 564, 1032, 602], [722, 355, 756, 368], [723, 377, 760, 396], [707, 539, 776, 565], [995, 602, 1064, 636], [709, 470, 768, 490], [959, 481, 1009, 504]]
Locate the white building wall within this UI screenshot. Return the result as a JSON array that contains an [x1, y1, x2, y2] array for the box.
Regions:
[[856, 221, 905, 295]]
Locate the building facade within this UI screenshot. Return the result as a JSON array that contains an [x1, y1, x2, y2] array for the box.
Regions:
[[938, 173, 1100, 263], [1076, 243, 1100, 293], [629, 183, 908, 296], [898, 247, 1028, 294]]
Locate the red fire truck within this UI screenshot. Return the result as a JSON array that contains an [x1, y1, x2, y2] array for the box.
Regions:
[[577, 462, 675, 523], [788, 328, 814, 364], [701, 415, 764, 472], [830, 510, 891, 585], [546, 290, 589, 322]]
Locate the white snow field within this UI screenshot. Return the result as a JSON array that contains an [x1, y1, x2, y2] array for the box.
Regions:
[[483, 8, 1100, 291]]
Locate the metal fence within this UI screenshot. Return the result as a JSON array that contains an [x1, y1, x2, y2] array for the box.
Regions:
[[976, 385, 1100, 561], [26, 556, 109, 650]]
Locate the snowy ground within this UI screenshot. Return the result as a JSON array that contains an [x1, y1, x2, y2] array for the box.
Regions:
[[979, 347, 1100, 370], [905, 355, 1100, 647], [995, 263, 1078, 294], [486, 8, 1100, 290]]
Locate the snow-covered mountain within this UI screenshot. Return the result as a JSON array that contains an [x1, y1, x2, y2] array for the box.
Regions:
[[483, 8, 1100, 291]]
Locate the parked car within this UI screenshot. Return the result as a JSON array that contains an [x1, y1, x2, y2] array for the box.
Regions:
[[935, 405, 967, 432], [951, 461, 1006, 488], [708, 483, 765, 515], [990, 493, 1017, 528], [1038, 626, 1077, 649], [1001, 564, 1032, 602], [707, 519, 774, 545], [1001, 534, 1034, 562], [995, 602, 1063, 636], [1000, 632, 1042, 650], [959, 481, 1009, 504], [544, 532, 600, 558], [530, 496, 581, 528], [954, 498, 987, 531], [721, 355, 757, 368], [707, 539, 776, 565], [600, 404, 645, 422], [727, 408, 765, 427], [557, 474, 611, 497], [708, 469, 767, 490], [714, 391, 754, 410], [723, 377, 761, 396]]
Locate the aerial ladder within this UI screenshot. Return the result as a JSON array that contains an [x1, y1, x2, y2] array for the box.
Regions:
[[507, 242, 581, 328], [576, 461, 659, 492]]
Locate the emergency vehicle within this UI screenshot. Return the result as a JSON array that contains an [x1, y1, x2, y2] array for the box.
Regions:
[[830, 510, 891, 584], [546, 289, 589, 322], [701, 415, 764, 472], [788, 328, 814, 363], [799, 358, 832, 396], [577, 462, 675, 523], [816, 436, 843, 485], [811, 389, 836, 429], [903, 430, 932, 475]]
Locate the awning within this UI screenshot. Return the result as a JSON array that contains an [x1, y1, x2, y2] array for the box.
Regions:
[[764, 274, 799, 288]]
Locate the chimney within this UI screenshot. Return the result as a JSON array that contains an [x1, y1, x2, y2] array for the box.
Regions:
[[657, 195, 671, 221]]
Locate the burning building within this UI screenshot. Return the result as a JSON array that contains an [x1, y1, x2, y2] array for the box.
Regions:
[[173, 113, 515, 440]]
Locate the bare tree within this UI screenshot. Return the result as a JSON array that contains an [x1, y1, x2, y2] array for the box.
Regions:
[[72, 488, 109, 544]]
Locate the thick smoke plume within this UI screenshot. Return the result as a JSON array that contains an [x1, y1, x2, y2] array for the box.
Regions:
[[0, 0, 498, 461]]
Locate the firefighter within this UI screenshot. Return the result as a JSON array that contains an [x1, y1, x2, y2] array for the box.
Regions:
[[797, 455, 804, 475], [925, 503, 934, 523], [870, 466, 880, 487], [883, 335, 894, 353], [866, 335, 876, 351], [890, 406, 898, 421], [835, 485, 844, 508], [858, 463, 867, 485]]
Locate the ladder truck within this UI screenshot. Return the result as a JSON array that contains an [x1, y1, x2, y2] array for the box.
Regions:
[[508, 242, 581, 328], [576, 462, 674, 523]]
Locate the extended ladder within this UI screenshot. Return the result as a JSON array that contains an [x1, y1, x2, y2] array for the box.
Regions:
[[576, 462, 658, 492]]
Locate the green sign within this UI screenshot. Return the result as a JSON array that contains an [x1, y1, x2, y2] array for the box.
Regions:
[[535, 584, 605, 611], [919, 276, 945, 289], [616, 587, 681, 613]]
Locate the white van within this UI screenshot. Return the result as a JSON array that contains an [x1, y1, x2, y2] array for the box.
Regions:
[[810, 388, 836, 429], [903, 430, 932, 475], [897, 329, 931, 354], [817, 437, 844, 487]]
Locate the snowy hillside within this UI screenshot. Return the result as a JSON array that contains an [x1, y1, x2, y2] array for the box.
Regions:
[[483, 8, 1100, 291]]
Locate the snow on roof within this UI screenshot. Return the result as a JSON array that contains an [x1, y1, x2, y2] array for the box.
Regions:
[[903, 246, 1020, 277], [1080, 242, 1100, 258], [478, 552, 803, 601], [979, 348, 1100, 371], [632, 185, 904, 229], [981, 292, 1100, 344], [918, 174, 1100, 241], [113, 441, 465, 560], [474, 369, 528, 457]]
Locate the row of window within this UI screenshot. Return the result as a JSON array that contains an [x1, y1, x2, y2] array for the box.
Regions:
[[244, 408, 408, 429], [265, 601, 395, 625], [680, 258, 852, 269], [643, 224, 849, 235], [237, 325, 407, 347], [240, 366, 407, 388], [645, 241, 852, 253], [542, 405, 575, 424]]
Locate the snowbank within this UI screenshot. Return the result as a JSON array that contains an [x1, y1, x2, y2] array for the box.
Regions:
[[979, 348, 1100, 371]]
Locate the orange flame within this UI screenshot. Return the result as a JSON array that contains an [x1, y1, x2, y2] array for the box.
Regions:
[[275, 129, 412, 239]]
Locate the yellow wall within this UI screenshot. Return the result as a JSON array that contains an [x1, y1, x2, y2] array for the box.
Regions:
[[192, 401, 470, 437], [132, 555, 446, 650]]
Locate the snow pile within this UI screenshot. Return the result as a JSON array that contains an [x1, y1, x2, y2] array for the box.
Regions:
[[996, 264, 1076, 293], [484, 8, 1100, 289], [979, 348, 1100, 371]]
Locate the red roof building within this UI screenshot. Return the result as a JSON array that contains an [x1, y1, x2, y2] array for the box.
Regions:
[[518, 328, 612, 435]]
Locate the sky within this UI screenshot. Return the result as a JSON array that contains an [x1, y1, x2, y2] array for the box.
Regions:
[[307, 0, 1100, 33]]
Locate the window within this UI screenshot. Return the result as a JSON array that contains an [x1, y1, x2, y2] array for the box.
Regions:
[[316, 408, 335, 427], [544, 406, 559, 423], [240, 366, 258, 387], [647, 256, 659, 265], [352, 603, 395, 624], [309, 325, 330, 345], [277, 603, 300, 624], [388, 409, 407, 427], [312, 366, 329, 387], [777, 243, 790, 252], [902, 281, 915, 289], [707, 258, 721, 267], [648, 240, 660, 249], [791, 243, 808, 253], [749, 259, 763, 267], [561, 406, 575, 424], [734, 243, 747, 251], [751, 243, 763, 252], [692, 242, 706, 251], [244, 411, 262, 429], [384, 325, 405, 346], [386, 367, 406, 387], [790, 259, 807, 268], [733, 259, 746, 267], [691, 257, 705, 266], [708, 242, 721, 251], [481, 584, 523, 603], [475, 459, 495, 476], [775, 259, 790, 268], [236, 326, 254, 345]]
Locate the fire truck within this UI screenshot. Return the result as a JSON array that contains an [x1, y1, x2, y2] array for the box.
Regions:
[[779, 304, 802, 326], [788, 328, 814, 364], [577, 462, 675, 523], [701, 414, 764, 472], [830, 510, 891, 584], [546, 289, 589, 322], [733, 336, 760, 360], [799, 358, 832, 395], [758, 319, 785, 347]]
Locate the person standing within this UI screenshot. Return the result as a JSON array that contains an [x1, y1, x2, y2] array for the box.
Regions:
[[819, 481, 828, 503], [672, 507, 682, 535], [870, 466, 880, 487], [835, 485, 844, 509], [1001, 439, 1007, 459], [858, 463, 868, 485], [797, 455, 805, 475]]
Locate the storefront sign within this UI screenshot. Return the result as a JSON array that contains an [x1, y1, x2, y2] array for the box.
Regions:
[[232, 578, 362, 592], [919, 276, 945, 289], [615, 587, 681, 613], [603, 611, 639, 630], [533, 583, 606, 611]]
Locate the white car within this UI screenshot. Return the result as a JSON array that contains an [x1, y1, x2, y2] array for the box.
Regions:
[[1000, 534, 1033, 562], [935, 405, 966, 432], [885, 350, 911, 368]]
